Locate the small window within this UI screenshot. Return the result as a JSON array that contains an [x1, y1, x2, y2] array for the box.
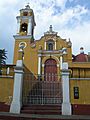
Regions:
[[47, 40, 54, 51], [48, 43, 53, 51], [74, 87, 79, 99], [20, 23, 27, 33], [23, 12, 28, 16]]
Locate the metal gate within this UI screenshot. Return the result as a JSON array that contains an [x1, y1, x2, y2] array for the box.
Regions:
[[22, 74, 62, 105]]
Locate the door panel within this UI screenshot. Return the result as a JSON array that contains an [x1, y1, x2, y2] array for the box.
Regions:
[[44, 59, 57, 81]]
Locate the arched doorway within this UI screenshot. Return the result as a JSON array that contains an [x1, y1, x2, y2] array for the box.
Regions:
[[44, 58, 57, 81]]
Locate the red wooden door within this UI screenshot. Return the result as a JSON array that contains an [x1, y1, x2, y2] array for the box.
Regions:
[[44, 59, 57, 81]]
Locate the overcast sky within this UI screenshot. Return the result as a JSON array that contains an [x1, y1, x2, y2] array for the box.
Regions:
[[0, 0, 90, 64]]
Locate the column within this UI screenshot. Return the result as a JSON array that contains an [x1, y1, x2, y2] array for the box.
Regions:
[[44, 41, 46, 50], [55, 41, 56, 50], [10, 49, 24, 113], [17, 17, 20, 34], [60, 55, 63, 70], [61, 62, 71, 115], [38, 54, 42, 80], [28, 17, 32, 36]]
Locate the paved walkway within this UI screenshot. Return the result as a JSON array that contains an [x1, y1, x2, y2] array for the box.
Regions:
[[0, 112, 90, 119]]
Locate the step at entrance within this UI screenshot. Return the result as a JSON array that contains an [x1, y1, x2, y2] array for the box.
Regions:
[[21, 105, 62, 115], [23, 77, 62, 105]]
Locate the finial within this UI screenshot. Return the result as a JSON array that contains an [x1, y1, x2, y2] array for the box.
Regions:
[[80, 47, 84, 54], [27, 2, 30, 5], [44, 25, 57, 35], [25, 3, 30, 9], [49, 25, 53, 32], [68, 38, 72, 47]]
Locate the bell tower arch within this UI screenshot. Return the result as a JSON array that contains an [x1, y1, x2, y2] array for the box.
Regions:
[[16, 4, 36, 37]]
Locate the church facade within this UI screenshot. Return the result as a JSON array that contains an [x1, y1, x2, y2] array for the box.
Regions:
[[0, 5, 90, 115]]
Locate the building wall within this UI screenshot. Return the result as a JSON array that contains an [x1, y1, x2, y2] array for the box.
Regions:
[[70, 79, 90, 104], [1, 65, 15, 76], [0, 77, 14, 104], [13, 36, 72, 75]]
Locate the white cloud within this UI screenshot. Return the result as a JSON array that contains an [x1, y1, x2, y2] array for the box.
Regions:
[[58, 21, 90, 54], [0, 0, 90, 63]]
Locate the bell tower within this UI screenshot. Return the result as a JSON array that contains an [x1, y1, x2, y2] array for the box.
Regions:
[[16, 4, 36, 38], [13, 4, 36, 64]]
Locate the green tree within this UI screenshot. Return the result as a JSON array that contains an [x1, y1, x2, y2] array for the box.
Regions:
[[0, 49, 7, 75]]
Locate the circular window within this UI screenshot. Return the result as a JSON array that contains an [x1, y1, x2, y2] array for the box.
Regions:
[[19, 42, 27, 49]]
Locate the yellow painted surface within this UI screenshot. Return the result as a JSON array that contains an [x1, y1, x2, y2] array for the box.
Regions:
[[13, 35, 72, 75], [70, 67, 90, 78], [0, 77, 14, 104], [69, 62, 90, 68], [2, 66, 14, 76], [70, 79, 90, 104]]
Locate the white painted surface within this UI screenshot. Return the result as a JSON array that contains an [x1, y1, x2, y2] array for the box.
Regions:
[[16, 60, 23, 67], [60, 56, 63, 70], [62, 103, 71, 115], [17, 18, 20, 34], [62, 72, 70, 103], [38, 56, 41, 75], [7, 67, 10, 75], [42, 64, 45, 67], [28, 18, 32, 35], [10, 68, 23, 113], [10, 59, 23, 113], [44, 41, 46, 50], [62, 62, 68, 69], [55, 41, 56, 50], [61, 62, 71, 115]]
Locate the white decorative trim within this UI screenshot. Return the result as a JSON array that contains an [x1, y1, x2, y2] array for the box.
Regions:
[[57, 64, 59, 67], [55, 41, 56, 50], [28, 18, 32, 35], [44, 41, 46, 50], [16, 60, 23, 67], [61, 62, 71, 115], [16, 16, 32, 20], [38, 56, 41, 75], [13, 35, 32, 39], [70, 78, 90, 80], [62, 62, 68, 69], [0, 76, 13, 78], [7, 67, 10, 75], [41, 54, 61, 56], [42, 64, 45, 67], [60, 56, 63, 70], [16, 17, 20, 34], [42, 72, 44, 74], [38, 53, 42, 57]]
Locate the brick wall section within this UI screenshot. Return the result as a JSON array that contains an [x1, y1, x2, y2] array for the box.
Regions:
[[0, 102, 10, 112], [72, 104, 90, 115]]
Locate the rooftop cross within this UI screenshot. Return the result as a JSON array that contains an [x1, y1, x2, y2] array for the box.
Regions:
[[44, 25, 57, 35], [49, 25, 53, 32]]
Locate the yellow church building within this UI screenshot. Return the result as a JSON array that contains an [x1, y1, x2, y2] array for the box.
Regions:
[[0, 4, 90, 115]]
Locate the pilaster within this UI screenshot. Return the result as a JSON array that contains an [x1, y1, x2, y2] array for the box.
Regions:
[[38, 54, 42, 80], [61, 62, 71, 115], [28, 17, 32, 36], [60, 55, 63, 70], [10, 48, 24, 113], [17, 17, 20, 34]]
